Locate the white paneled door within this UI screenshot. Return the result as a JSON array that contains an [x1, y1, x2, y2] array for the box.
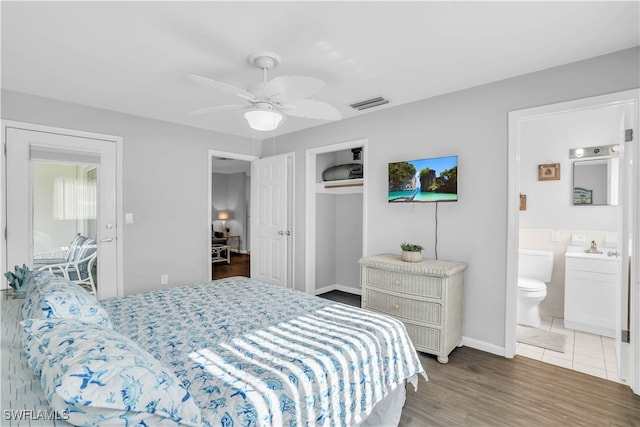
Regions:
[[251, 154, 290, 288], [4, 125, 120, 299]]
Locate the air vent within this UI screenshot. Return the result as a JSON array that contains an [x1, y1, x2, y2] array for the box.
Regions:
[[350, 96, 390, 111]]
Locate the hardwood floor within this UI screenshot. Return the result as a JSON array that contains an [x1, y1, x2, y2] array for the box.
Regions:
[[401, 348, 640, 427], [212, 252, 250, 279], [317, 291, 640, 426]]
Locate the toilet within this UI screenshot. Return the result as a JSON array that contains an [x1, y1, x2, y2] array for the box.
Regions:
[[518, 249, 554, 327]]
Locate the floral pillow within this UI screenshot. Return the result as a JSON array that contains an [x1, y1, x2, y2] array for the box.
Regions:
[[21, 271, 66, 320], [23, 318, 202, 426], [22, 279, 112, 328]]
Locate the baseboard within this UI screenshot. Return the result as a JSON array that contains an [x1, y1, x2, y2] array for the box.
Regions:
[[461, 336, 506, 357], [314, 284, 362, 296]]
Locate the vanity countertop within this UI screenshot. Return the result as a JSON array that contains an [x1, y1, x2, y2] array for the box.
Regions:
[[565, 245, 618, 261]]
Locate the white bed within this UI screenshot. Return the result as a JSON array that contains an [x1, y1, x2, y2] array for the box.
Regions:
[[4, 274, 427, 426]]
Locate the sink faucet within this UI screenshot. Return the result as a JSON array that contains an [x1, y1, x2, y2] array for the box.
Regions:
[[585, 240, 603, 254]]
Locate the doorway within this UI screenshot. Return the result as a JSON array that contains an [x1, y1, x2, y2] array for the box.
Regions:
[[208, 150, 257, 281], [506, 90, 639, 393], [2, 121, 123, 299]]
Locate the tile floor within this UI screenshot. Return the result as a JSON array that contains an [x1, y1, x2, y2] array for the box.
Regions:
[[516, 316, 628, 384]]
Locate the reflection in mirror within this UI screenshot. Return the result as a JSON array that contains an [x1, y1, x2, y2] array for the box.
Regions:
[[573, 158, 619, 206]]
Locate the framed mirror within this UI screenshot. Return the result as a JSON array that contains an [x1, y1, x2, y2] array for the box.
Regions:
[[572, 157, 619, 206]]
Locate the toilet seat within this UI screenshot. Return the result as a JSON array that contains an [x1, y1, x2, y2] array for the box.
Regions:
[[518, 278, 546, 292]]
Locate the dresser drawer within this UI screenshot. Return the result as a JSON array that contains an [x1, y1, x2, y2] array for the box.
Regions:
[[365, 289, 442, 325], [365, 267, 443, 298], [404, 323, 441, 353]]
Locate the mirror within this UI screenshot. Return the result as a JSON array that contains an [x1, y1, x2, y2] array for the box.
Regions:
[[573, 157, 619, 206]]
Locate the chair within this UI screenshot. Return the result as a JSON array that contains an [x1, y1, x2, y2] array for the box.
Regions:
[[35, 234, 98, 295], [211, 223, 228, 245]]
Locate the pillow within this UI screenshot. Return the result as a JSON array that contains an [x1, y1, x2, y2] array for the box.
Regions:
[[21, 271, 66, 320], [23, 318, 202, 427], [22, 279, 112, 328]]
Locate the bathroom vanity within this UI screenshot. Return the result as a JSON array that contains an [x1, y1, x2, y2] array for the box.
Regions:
[[358, 254, 467, 363], [564, 246, 619, 337]]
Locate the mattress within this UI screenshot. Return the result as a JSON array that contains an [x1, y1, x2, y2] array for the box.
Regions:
[[101, 277, 427, 426]]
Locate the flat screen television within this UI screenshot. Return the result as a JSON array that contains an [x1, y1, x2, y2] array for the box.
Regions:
[[388, 155, 458, 203]]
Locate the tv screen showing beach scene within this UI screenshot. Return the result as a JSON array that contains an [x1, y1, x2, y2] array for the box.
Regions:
[[388, 155, 458, 202]]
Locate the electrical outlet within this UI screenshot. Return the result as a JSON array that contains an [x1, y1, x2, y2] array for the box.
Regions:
[[550, 230, 560, 242], [161, 274, 168, 285]]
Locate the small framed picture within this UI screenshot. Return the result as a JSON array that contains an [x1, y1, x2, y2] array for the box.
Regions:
[[538, 163, 560, 181]]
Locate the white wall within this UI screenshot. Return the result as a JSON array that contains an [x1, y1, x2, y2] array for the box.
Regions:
[[2, 90, 256, 295], [519, 104, 623, 229], [265, 47, 639, 351]]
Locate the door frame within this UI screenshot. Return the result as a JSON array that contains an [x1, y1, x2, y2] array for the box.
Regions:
[[1, 120, 124, 296], [506, 89, 639, 393], [207, 149, 258, 281], [305, 138, 368, 295]]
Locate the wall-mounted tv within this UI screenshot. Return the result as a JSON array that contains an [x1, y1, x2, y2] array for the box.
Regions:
[[388, 155, 458, 203]]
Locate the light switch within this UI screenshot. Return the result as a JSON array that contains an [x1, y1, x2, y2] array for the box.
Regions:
[[125, 213, 134, 224]]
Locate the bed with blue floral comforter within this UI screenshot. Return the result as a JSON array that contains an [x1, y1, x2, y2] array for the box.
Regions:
[[101, 277, 426, 427]]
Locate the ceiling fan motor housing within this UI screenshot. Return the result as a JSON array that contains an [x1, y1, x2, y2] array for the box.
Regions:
[[248, 52, 282, 71]]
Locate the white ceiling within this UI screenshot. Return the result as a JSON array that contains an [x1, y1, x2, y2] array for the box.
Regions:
[[2, 1, 639, 139]]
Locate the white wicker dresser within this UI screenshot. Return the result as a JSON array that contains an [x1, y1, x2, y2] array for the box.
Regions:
[[358, 254, 467, 363]]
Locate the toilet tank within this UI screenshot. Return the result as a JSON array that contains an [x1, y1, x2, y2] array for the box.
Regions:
[[518, 249, 554, 282]]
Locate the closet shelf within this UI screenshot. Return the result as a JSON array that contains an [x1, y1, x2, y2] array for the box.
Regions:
[[316, 178, 364, 194]]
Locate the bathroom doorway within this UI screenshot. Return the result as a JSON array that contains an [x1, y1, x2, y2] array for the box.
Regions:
[[506, 90, 639, 393]]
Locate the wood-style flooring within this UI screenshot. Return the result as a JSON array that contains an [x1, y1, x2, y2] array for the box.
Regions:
[[317, 290, 640, 427], [212, 252, 250, 280]]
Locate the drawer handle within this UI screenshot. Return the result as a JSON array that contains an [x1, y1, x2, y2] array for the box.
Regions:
[[393, 303, 400, 310], [394, 279, 401, 286]]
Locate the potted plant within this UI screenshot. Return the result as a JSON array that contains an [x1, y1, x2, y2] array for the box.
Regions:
[[400, 242, 423, 262], [4, 264, 32, 298]]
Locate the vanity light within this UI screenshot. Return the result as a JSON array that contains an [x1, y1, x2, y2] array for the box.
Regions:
[[570, 144, 619, 159]]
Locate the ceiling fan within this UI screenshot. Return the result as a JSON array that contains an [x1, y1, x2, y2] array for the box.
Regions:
[[189, 51, 342, 131]]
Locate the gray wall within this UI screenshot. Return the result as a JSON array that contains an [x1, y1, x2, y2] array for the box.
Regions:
[[265, 47, 639, 351], [2, 90, 256, 295]]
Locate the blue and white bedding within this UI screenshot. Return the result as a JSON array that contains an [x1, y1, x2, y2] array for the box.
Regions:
[[100, 277, 427, 427]]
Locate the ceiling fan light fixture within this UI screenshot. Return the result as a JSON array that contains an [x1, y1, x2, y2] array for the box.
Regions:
[[244, 106, 283, 131]]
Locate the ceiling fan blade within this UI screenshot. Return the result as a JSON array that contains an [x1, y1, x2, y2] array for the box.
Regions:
[[281, 99, 342, 121], [265, 75, 325, 103], [189, 74, 255, 101], [189, 104, 247, 115]]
